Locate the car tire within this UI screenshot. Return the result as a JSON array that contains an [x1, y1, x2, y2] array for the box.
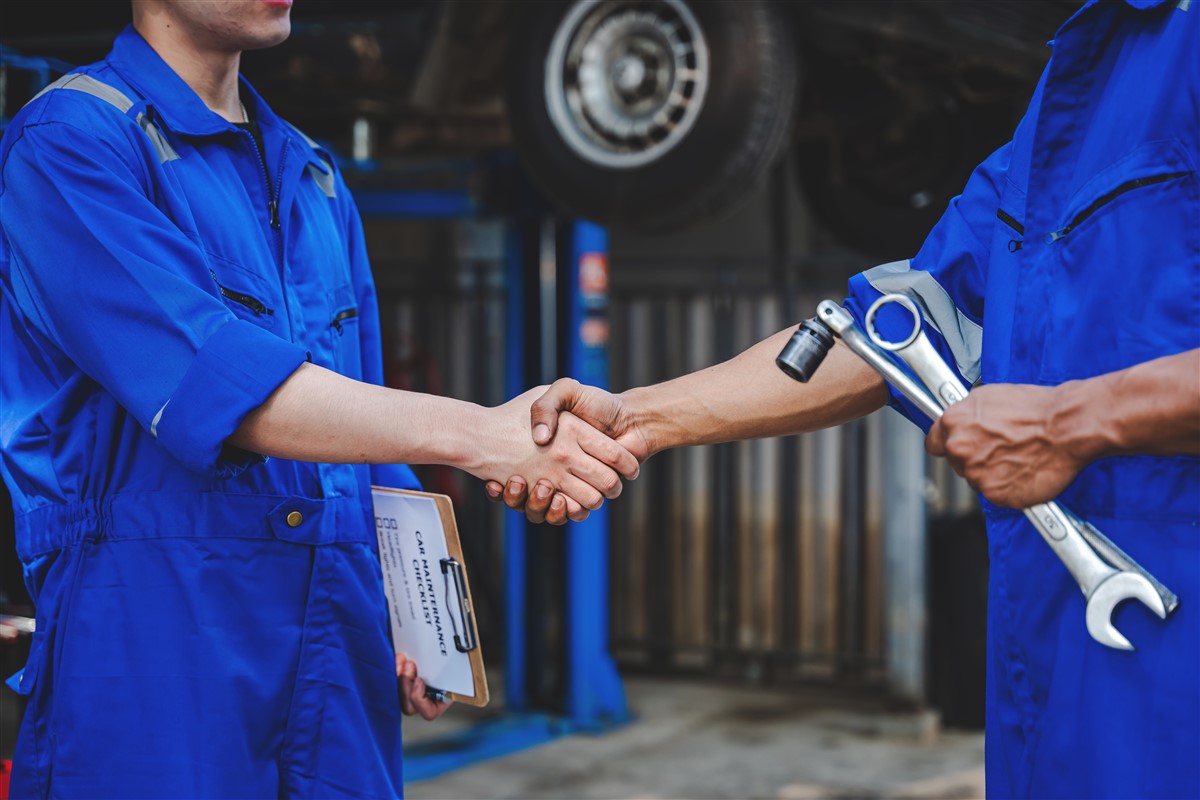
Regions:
[[793, 59, 1020, 259], [506, 0, 798, 232]]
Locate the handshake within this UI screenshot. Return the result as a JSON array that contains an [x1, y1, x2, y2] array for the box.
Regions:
[[473, 379, 647, 525]]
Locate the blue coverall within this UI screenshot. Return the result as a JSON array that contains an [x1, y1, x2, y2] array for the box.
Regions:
[[0, 26, 420, 798], [844, 1, 1199, 796]]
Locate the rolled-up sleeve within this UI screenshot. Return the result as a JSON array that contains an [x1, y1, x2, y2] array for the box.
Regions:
[[1, 121, 307, 477], [842, 141, 1010, 430]]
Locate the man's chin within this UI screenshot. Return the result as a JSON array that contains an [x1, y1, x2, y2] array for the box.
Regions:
[[240, 23, 292, 51]]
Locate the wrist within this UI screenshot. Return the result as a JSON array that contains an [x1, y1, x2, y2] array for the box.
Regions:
[[1048, 378, 1119, 464], [619, 385, 679, 458], [423, 398, 492, 475]]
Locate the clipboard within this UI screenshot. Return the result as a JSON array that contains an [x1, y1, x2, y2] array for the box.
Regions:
[[372, 487, 490, 707]]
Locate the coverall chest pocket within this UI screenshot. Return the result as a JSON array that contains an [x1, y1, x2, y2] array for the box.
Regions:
[[328, 283, 361, 376], [1041, 140, 1197, 380], [206, 251, 279, 331]]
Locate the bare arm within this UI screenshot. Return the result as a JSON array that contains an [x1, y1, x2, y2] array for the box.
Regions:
[[486, 326, 888, 522], [615, 329, 887, 457], [1052, 348, 1200, 460], [928, 348, 1200, 507], [229, 362, 639, 510]]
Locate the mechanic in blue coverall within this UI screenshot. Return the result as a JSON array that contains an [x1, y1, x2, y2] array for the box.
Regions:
[[493, 0, 1200, 797], [0, 1, 637, 797]]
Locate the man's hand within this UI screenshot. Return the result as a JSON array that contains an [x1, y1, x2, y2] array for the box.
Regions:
[[396, 652, 451, 721], [484, 381, 651, 524], [926, 383, 1089, 508], [472, 386, 640, 517], [527, 379, 653, 458]]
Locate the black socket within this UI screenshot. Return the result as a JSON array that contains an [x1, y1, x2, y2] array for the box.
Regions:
[[776, 318, 835, 383]]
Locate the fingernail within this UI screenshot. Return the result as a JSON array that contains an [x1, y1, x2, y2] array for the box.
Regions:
[[405, 662, 417, 679], [551, 495, 564, 510], [485, 484, 499, 499], [537, 484, 551, 500], [534, 424, 550, 444], [509, 477, 526, 494]]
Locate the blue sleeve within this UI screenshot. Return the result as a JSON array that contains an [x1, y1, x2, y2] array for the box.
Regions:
[[842, 141, 1010, 431], [340, 182, 421, 491], [1, 121, 307, 477]]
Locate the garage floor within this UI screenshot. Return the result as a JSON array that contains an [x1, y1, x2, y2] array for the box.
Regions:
[[404, 677, 985, 800]]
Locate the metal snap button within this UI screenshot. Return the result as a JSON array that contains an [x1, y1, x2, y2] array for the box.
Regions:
[[286, 511, 303, 527]]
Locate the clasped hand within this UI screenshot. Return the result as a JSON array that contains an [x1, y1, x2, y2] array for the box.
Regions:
[[926, 382, 1089, 508], [473, 386, 641, 522], [484, 380, 647, 525]]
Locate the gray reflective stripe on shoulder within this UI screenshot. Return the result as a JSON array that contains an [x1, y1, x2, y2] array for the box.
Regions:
[[306, 164, 336, 198], [286, 122, 337, 198], [31, 73, 135, 111], [134, 111, 181, 162], [150, 400, 169, 439], [31, 73, 180, 164], [862, 259, 984, 385]]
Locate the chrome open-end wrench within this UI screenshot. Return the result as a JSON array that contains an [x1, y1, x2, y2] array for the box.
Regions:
[[795, 302, 1178, 612], [802, 300, 1178, 617], [854, 293, 1170, 650]]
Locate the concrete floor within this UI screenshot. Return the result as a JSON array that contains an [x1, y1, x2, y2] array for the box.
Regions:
[[404, 677, 985, 800]]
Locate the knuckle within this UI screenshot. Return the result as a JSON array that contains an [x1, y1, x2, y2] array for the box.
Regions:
[[945, 437, 971, 461]]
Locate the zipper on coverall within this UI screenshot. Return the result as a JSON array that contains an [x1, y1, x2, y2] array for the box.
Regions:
[[1045, 172, 1189, 243]]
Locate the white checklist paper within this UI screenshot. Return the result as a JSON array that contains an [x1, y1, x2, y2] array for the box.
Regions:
[[372, 489, 475, 699]]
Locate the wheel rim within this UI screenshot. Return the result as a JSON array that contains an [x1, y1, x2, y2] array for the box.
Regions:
[[545, 0, 710, 170]]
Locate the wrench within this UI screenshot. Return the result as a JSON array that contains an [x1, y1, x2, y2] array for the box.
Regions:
[[860, 293, 1168, 650], [813, 299, 1178, 613]]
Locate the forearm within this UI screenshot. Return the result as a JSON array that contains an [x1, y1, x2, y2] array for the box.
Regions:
[[623, 327, 888, 456], [229, 362, 486, 471], [1051, 349, 1200, 462]]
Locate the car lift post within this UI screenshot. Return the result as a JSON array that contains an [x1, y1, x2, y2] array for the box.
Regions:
[[353, 176, 627, 780], [563, 221, 629, 730], [500, 216, 629, 728]]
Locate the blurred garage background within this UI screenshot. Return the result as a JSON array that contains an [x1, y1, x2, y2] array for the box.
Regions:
[[1, 1, 1074, 796]]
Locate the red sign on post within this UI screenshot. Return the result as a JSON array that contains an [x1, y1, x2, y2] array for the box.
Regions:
[[579, 252, 609, 298]]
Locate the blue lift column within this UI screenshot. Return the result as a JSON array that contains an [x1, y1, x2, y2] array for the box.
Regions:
[[502, 222, 529, 713], [353, 177, 627, 778], [564, 221, 629, 729]]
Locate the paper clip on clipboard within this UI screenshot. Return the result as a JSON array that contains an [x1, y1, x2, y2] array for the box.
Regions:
[[440, 557, 477, 654]]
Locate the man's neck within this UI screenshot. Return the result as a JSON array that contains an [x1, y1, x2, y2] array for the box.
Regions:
[[133, 18, 244, 122]]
